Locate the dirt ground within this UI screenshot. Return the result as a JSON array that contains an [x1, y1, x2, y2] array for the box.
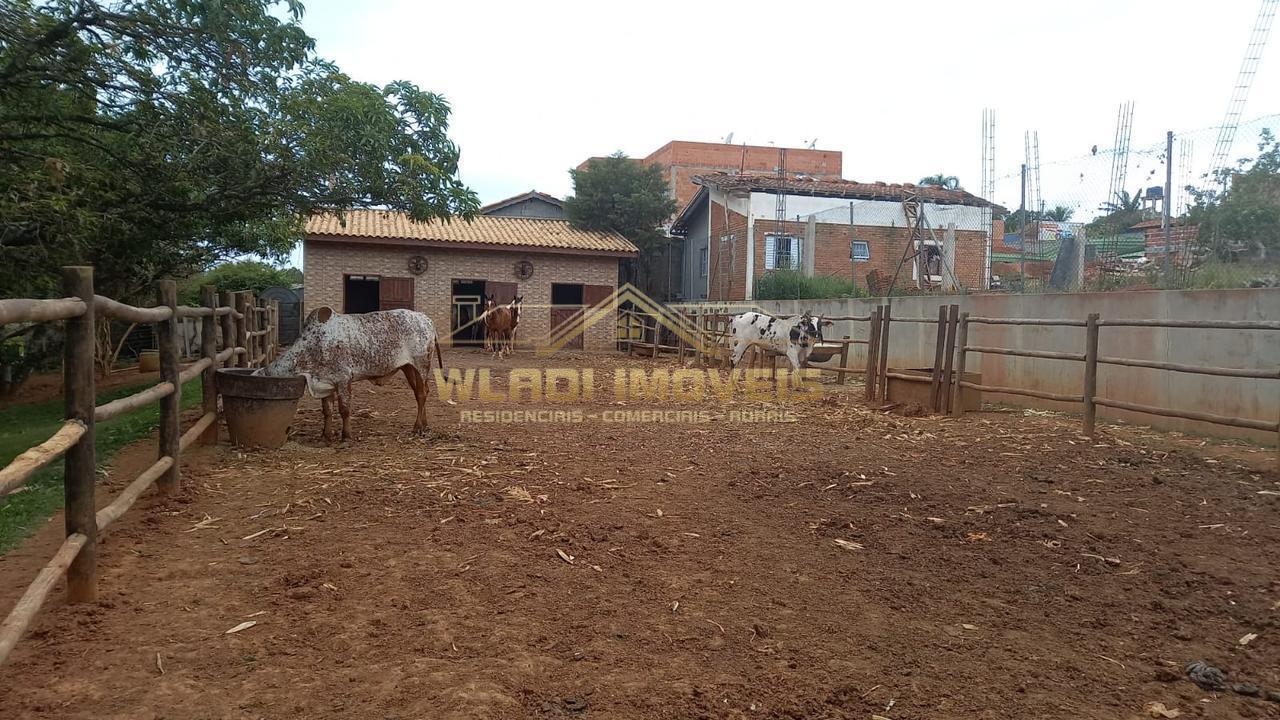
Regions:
[[1, 349, 1278, 719]]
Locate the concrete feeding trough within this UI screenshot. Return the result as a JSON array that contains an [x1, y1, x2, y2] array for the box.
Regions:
[[885, 368, 983, 412], [215, 368, 306, 449]]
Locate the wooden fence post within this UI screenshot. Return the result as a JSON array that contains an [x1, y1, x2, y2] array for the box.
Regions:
[[876, 305, 892, 402], [1082, 312, 1100, 436], [950, 312, 969, 417], [219, 290, 235, 367], [199, 286, 218, 446], [930, 305, 948, 412], [157, 279, 180, 493], [865, 306, 882, 402], [235, 291, 249, 369], [62, 266, 97, 603], [940, 304, 960, 414], [270, 299, 280, 361], [839, 335, 851, 385]]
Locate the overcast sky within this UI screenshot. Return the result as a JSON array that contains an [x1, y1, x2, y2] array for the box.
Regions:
[[289, 0, 1279, 265]]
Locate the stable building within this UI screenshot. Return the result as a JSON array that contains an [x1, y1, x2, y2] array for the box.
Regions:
[[303, 209, 636, 350]]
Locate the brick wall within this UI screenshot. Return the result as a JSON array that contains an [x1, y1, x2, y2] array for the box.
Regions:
[[706, 201, 749, 301], [654, 143, 843, 211], [750, 219, 989, 295], [304, 239, 621, 350]]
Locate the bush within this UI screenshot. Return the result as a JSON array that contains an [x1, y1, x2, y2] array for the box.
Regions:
[[753, 270, 867, 300]]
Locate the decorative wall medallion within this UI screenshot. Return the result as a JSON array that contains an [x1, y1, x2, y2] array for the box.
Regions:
[[514, 259, 534, 281], [407, 255, 428, 275]]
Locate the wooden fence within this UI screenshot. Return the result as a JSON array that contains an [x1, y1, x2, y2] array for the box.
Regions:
[[624, 303, 1280, 463], [0, 267, 279, 666]]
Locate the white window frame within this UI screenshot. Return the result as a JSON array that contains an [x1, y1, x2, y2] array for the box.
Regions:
[[765, 234, 801, 271], [851, 241, 870, 262]]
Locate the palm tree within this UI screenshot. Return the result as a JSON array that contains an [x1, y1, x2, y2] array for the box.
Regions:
[[1042, 205, 1074, 222], [918, 174, 961, 190], [1100, 189, 1141, 214]]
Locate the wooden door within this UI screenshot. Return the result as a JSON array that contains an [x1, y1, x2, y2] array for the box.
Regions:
[[582, 284, 613, 307], [379, 276, 414, 311], [551, 307, 583, 349], [484, 281, 518, 305]]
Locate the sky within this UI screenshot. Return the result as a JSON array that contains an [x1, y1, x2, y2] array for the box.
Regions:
[[288, 0, 1280, 266]]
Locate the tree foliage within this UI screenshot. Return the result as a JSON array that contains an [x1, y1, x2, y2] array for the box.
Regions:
[[177, 260, 301, 305], [1042, 205, 1074, 222], [1086, 189, 1146, 237], [0, 0, 478, 302], [918, 174, 961, 190], [1187, 129, 1280, 261], [565, 153, 676, 287]]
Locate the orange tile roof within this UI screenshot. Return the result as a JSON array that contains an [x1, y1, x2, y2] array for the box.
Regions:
[[306, 209, 637, 255]]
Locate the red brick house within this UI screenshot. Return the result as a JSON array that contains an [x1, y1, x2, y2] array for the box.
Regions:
[[303, 210, 636, 350], [669, 174, 1001, 301]]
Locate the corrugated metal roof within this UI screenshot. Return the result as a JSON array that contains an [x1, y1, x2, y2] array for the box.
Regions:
[[306, 209, 637, 254]]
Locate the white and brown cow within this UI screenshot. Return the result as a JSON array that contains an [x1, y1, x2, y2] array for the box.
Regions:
[[728, 311, 832, 370], [256, 308, 439, 441]]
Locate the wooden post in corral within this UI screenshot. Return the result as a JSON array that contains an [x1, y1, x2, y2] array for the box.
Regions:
[[838, 336, 851, 385], [876, 305, 892, 402], [156, 279, 180, 493], [1082, 312, 1100, 436], [62, 266, 97, 603], [930, 305, 948, 412], [940, 304, 960, 414], [950, 312, 969, 416], [219, 290, 236, 367], [235, 291, 250, 369], [199, 286, 218, 445], [271, 299, 280, 360], [865, 306, 882, 402]]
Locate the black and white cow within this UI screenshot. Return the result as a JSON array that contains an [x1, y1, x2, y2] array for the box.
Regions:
[[728, 311, 833, 369]]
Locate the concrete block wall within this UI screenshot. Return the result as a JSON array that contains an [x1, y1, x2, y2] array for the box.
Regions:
[[304, 240, 621, 350], [741, 288, 1280, 443]]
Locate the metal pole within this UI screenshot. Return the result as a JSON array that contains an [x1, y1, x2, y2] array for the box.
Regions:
[[1163, 130, 1174, 287], [62, 266, 97, 603], [1019, 163, 1027, 292]]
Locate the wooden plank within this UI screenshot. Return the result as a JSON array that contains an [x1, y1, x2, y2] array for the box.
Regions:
[[967, 316, 1087, 327], [0, 533, 88, 666], [940, 304, 959, 415], [864, 306, 882, 402], [1099, 318, 1280, 330], [61, 266, 97, 604], [0, 421, 85, 497], [1083, 313, 1100, 436], [93, 295, 172, 323], [200, 286, 218, 446], [157, 279, 180, 493], [950, 312, 969, 417], [1097, 355, 1280, 378], [95, 457, 173, 533], [175, 306, 215, 318], [876, 306, 891, 401], [380, 276, 415, 311], [959, 380, 1083, 404], [1093, 396, 1276, 432], [0, 297, 86, 325], [94, 382, 175, 422], [964, 345, 1086, 362], [930, 305, 947, 412]]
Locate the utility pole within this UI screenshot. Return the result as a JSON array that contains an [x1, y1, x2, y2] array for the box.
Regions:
[[1019, 163, 1027, 291], [1163, 130, 1174, 287], [849, 202, 858, 292]]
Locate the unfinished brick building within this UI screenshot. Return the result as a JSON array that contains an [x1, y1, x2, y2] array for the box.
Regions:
[[669, 174, 1001, 301]]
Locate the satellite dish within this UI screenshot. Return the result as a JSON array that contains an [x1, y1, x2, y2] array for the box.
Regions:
[[723, 132, 734, 144]]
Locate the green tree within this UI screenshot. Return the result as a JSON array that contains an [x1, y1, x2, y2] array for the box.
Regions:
[[1187, 129, 1280, 261], [1087, 189, 1145, 237], [177, 260, 302, 306], [0, 0, 478, 304], [918, 174, 962, 190], [565, 153, 677, 289], [1042, 205, 1075, 222]]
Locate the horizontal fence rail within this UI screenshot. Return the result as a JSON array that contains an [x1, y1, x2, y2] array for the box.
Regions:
[[0, 270, 278, 667]]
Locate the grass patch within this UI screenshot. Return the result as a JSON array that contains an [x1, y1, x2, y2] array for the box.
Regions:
[[0, 376, 202, 553], [754, 269, 868, 300]]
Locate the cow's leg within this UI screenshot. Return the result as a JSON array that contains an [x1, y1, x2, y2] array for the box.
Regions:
[[336, 382, 354, 441], [402, 364, 429, 435], [729, 340, 750, 368], [321, 395, 334, 442]]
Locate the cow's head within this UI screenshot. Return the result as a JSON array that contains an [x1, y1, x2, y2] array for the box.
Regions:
[[303, 306, 335, 330], [789, 313, 833, 349]]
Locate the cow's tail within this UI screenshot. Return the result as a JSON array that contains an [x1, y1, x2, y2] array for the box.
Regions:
[[434, 337, 444, 370]]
